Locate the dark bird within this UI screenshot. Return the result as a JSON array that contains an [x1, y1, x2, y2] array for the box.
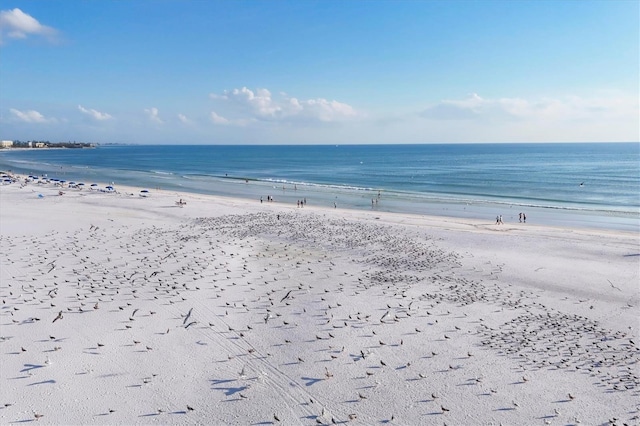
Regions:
[[380, 310, 390, 322], [182, 307, 193, 325], [280, 290, 293, 303], [52, 311, 63, 323]]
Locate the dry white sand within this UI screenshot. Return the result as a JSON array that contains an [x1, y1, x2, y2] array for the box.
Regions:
[[1, 177, 638, 425]]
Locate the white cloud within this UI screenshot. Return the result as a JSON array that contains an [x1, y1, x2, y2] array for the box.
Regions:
[[410, 92, 639, 142], [210, 111, 229, 125], [177, 113, 192, 124], [209, 87, 359, 123], [421, 93, 638, 123], [78, 105, 112, 121], [0, 8, 57, 44], [144, 107, 163, 124], [300, 98, 357, 122], [10, 108, 55, 123]]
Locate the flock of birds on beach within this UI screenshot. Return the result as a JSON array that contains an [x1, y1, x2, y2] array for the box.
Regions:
[[0, 211, 638, 425]]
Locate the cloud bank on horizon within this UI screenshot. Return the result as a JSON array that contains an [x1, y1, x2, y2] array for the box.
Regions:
[[1, 2, 638, 144]]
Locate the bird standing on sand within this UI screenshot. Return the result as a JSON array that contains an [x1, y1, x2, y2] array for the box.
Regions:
[[183, 307, 193, 325], [52, 311, 63, 323]]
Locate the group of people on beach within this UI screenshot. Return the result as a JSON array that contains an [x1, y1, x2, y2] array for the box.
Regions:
[[296, 198, 307, 208], [495, 212, 527, 225], [260, 195, 275, 203]]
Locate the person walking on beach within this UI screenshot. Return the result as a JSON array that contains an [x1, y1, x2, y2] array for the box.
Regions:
[[518, 212, 523, 223], [496, 215, 500, 225], [523, 213, 526, 223]]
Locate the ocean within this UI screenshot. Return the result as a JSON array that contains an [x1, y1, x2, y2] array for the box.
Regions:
[[1, 143, 638, 231]]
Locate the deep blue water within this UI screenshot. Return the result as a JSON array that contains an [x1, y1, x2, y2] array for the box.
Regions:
[[1, 143, 639, 229]]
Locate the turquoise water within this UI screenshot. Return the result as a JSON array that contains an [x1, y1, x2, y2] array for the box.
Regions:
[[1, 143, 638, 231]]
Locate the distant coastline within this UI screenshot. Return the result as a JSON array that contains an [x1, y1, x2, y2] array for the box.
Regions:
[[0, 141, 97, 149]]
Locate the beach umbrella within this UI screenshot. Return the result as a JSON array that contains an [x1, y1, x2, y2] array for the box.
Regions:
[[90, 183, 98, 187]]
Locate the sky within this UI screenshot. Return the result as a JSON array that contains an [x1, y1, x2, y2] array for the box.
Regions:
[[0, 0, 638, 145]]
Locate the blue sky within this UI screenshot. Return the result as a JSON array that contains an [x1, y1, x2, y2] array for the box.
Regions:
[[1, 0, 638, 144]]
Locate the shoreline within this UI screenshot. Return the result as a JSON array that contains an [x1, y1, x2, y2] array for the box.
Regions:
[[1, 170, 639, 425], [5, 170, 638, 237], [2, 169, 639, 233]]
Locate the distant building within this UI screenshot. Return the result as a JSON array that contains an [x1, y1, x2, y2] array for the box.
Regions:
[[35, 142, 47, 148], [0, 140, 13, 148]]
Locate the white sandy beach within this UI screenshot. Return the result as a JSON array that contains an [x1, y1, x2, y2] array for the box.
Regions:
[[1, 177, 638, 425]]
